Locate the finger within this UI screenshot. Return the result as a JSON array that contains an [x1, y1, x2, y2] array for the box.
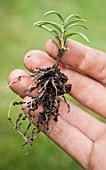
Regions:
[[24, 50, 106, 118], [45, 39, 106, 84], [24, 50, 55, 72], [59, 100, 106, 142], [8, 69, 38, 98], [22, 96, 93, 169], [89, 133, 106, 170]]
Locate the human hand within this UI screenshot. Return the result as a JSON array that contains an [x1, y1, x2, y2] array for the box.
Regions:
[[8, 39, 106, 170]]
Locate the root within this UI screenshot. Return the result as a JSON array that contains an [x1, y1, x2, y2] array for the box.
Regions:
[[7, 74, 30, 88], [8, 54, 72, 151], [62, 95, 70, 113]]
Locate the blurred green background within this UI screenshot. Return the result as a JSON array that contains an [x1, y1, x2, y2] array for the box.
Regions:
[[0, 0, 106, 170]]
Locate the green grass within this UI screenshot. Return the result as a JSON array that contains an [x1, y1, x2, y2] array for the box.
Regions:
[[0, 0, 106, 170]]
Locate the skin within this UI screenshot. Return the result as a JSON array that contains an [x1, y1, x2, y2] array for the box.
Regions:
[[8, 39, 106, 170]]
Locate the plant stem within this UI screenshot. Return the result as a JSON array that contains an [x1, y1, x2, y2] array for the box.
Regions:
[[56, 24, 67, 68], [61, 24, 65, 49], [55, 50, 63, 68]]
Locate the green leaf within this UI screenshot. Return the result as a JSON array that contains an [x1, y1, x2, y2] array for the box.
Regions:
[[51, 37, 61, 49], [64, 14, 81, 24], [34, 20, 61, 32], [65, 19, 87, 28], [65, 23, 88, 32], [44, 11, 64, 24], [37, 25, 61, 39], [65, 32, 89, 43]]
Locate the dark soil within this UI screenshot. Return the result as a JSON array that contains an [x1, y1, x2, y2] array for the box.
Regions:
[[8, 50, 72, 147]]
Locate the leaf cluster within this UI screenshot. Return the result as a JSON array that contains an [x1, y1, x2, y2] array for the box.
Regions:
[[34, 11, 89, 52]]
